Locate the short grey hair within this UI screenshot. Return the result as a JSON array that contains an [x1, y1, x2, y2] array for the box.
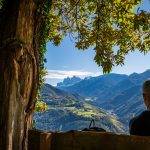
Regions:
[[142, 79, 150, 96]]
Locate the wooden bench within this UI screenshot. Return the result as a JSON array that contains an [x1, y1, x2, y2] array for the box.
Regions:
[[28, 130, 150, 150]]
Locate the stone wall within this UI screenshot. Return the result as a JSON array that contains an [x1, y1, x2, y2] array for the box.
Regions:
[[29, 130, 150, 150]]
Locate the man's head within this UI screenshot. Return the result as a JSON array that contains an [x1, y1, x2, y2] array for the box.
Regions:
[[142, 79, 150, 110]]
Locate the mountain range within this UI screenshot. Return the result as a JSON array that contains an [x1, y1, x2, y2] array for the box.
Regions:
[[57, 76, 82, 87], [57, 70, 150, 127], [34, 69, 150, 134], [57, 73, 128, 99]]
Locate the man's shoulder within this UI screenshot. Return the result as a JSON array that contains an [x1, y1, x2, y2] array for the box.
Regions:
[[140, 110, 150, 116], [130, 111, 150, 124], [137, 110, 150, 121], [129, 111, 150, 136]]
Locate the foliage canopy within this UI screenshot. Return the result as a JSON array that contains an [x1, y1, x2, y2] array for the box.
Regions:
[[48, 0, 150, 73], [0, 0, 149, 73]]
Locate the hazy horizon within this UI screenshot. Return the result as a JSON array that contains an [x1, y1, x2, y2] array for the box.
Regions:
[[45, 69, 150, 86]]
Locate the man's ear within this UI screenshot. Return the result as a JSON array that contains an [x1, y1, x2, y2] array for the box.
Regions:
[[143, 93, 147, 105], [143, 93, 150, 109]]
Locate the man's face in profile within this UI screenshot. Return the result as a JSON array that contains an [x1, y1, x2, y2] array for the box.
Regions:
[[142, 79, 150, 111]]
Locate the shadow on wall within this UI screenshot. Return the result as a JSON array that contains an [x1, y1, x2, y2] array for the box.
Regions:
[[29, 130, 150, 150]]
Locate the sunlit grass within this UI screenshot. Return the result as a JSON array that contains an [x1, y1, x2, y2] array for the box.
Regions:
[[65, 103, 106, 118], [84, 98, 96, 101]]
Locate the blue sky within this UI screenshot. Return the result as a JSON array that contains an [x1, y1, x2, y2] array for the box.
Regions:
[[45, 0, 150, 86]]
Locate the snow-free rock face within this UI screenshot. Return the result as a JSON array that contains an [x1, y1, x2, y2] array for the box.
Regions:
[[58, 73, 127, 98], [57, 76, 82, 87]]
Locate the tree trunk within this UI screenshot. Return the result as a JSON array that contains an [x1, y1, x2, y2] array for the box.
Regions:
[[0, 0, 43, 149]]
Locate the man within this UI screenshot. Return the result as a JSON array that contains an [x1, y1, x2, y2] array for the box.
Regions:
[[129, 79, 150, 136]]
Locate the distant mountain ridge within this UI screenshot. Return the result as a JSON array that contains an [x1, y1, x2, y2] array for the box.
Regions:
[[34, 84, 125, 133], [57, 76, 82, 87], [58, 73, 128, 98], [56, 69, 150, 127]]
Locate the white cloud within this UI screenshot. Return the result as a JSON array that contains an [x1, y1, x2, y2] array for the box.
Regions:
[[45, 69, 101, 79]]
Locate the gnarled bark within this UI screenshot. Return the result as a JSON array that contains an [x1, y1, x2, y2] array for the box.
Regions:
[[0, 0, 44, 149]]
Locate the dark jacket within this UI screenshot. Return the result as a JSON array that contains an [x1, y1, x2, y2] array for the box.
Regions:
[[129, 111, 150, 136]]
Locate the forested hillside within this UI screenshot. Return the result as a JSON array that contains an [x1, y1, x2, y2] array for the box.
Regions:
[[34, 84, 125, 133]]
